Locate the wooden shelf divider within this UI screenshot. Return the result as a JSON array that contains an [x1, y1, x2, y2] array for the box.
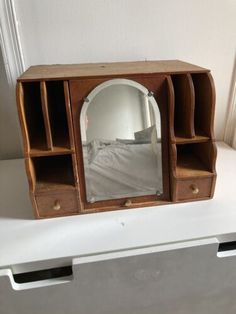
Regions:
[[174, 134, 210, 144], [16, 82, 31, 153], [29, 147, 74, 157], [166, 76, 175, 142], [64, 81, 75, 150], [40, 81, 53, 150]]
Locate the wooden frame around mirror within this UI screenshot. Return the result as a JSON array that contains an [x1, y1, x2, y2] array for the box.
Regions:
[[70, 75, 171, 212]]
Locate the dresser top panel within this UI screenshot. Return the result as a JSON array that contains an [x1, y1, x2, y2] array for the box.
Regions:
[[18, 60, 209, 81]]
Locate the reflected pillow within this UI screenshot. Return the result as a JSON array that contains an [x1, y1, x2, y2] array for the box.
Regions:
[[135, 125, 160, 155], [134, 125, 156, 142]]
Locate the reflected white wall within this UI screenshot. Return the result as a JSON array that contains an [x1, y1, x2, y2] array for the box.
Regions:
[[86, 85, 144, 142]]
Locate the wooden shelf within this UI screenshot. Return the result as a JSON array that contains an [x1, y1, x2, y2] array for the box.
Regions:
[[29, 147, 74, 157], [32, 155, 76, 192], [35, 182, 76, 192], [174, 133, 210, 144], [176, 153, 213, 178], [176, 143, 215, 178], [20, 80, 73, 152]]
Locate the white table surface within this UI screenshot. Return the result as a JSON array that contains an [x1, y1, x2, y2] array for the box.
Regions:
[[0, 142, 235, 269]]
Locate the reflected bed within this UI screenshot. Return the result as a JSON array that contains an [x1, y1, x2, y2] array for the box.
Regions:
[[83, 139, 162, 202]]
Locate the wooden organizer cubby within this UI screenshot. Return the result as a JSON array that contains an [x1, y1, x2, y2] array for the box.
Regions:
[[169, 72, 215, 143], [21, 81, 48, 151], [18, 80, 74, 156], [170, 74, 195, 140], [31, 155, 76, 191], [16, 60, 217, 218]]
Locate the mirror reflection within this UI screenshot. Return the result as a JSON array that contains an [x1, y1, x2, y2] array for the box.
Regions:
[[80, 79, 163, 203]]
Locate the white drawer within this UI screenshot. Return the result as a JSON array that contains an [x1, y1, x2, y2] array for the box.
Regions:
[[1, 237, 236, 314]]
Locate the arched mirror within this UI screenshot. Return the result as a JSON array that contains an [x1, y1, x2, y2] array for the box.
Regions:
[[80, 79, 163, 203]]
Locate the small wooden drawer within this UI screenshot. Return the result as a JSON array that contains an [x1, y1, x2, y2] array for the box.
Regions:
[[35, 191, 79, 218], [176, 177, 213, 201]]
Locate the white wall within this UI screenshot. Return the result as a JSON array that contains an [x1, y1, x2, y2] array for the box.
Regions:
[[0, 47, 22, 159], [6, 0, 236, 151]]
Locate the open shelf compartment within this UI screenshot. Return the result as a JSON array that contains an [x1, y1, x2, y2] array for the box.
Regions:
[[169, 72, 214, 144], [21, 82, 48, 150], [21, 80, 73, 155], [176, 142, 215, 178], [46, 81, 71, 149], [31, 154, 76, 191], [191, 73, 215, 139], [170, 74, 195, 140]]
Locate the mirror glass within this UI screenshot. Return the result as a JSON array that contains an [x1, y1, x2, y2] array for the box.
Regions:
[[80, 79, 163, 203]]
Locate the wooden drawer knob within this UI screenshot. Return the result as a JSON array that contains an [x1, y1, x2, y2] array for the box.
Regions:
[[124, 199, 132, 207], [52, 200, 61, 211], [190, 184, 199, 195]]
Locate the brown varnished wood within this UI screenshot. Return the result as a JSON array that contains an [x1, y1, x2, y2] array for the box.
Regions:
[[45, 81, 71, 149], [176, 143, 215, 178], [21, 82, 48, 151], [174, 133, 209, 144], [30, 193, 39, 218], [171, 74, 195, 138], [35, 190, 80, 218], [16, 82, 30, 154], [71, 153, 79, 189], [166, 76, 177, 202], [176, 152, 214, 178], [192, 72, 216, 139], [29, 147, 74, 157], [72, 198, 169, 215], [15, 60, 217, 218], [192, 141, 217, 174], [25, 158, 36, 192], [206, 73, 216, 140], [32, 154, 76, 193], [64, 81, 75, 150], [211, 141, 217, 175], [18, 60, 209, 81], [40, 81, 53, 150], [210, 172, 217, 198], [176, 177, 213, 201], [166, 76, 175, 142], [69, 77, 106, 212], [187, 73, 195, 137], [169, 144, 178, 202], [70, 75, 170, 212], [172, 140, 216, 205]]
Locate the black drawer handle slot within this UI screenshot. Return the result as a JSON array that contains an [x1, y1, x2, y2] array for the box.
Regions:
[[218, 241, 236, 252], [13, 266, 72, 284]]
